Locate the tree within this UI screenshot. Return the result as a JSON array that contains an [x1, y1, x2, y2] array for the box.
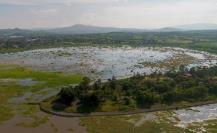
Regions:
[[78, 93, 100, 113], [154, 82, 172, 93], [80, 77, 91, 90], [93, 79, 102, 90], [179, 65, 187, 73], [109, 76, 117, 90], [136, 91, 154, 108], [162, 91, 175, 105], [58, 86, 79, 105], [82, 77, 91, 85], [208, 83, 217, 95]]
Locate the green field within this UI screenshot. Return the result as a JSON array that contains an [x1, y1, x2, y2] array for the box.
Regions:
[[0, 64, 82, 124]]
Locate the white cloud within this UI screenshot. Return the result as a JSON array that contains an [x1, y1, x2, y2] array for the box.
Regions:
[[66, 0, 217, 28], [0, 0, 217, 28], [0, 0, 121, 5]]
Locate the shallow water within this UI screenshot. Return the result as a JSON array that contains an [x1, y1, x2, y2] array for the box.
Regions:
[[17, 79, 39, 86], [9, 88, 60, 104], [174, 103, 217, 128], [1, 46, 217, 132], [1, 47, 217, 80]]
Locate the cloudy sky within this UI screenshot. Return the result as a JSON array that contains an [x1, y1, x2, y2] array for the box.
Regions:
[[0, 0, 217, 29]]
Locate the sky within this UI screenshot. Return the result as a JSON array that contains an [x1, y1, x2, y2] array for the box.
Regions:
[[0, 0, 217, 29]]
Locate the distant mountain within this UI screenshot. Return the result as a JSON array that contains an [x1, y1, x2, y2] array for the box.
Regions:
[[0, 28, 30, 36], [0, 28, 47, 36], [1, 23, 217, 36], [169, 23, 217, 31], [43, 24, 145, 34], [155, 27, 181, 32]]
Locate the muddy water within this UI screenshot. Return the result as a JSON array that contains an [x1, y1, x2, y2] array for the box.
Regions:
[[1, 47, 217, 80], [0, 113, 87, 133], [9, 88, 60, 104]]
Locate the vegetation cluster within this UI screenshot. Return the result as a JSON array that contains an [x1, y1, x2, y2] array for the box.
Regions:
[[1, 31, 217, 54], [54, 65, 217, 113]]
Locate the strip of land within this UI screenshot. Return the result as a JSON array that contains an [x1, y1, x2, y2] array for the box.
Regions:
[[39, 100, 217, 117], [41, 65, 217, 116]]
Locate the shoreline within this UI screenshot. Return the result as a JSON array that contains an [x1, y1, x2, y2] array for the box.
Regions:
[[39, 99, 217, 117]]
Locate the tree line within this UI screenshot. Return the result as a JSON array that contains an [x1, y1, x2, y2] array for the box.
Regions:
[[54, 65, 217, 113]]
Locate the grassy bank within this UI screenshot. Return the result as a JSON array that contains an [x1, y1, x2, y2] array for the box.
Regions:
[[0, 64, 82, 123], [0, 64, 82, 90]]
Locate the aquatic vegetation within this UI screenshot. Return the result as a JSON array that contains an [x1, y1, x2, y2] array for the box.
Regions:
[[0, 65, 82, 90], [0, 64, 82, 124], [1, 47, 217, 132], [16, 105, 49, 128], [80, 112, 185, 133], [0, 47, 216, 80]]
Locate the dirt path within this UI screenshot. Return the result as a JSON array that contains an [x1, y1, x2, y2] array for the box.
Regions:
[[40, 99, 217, 117]]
